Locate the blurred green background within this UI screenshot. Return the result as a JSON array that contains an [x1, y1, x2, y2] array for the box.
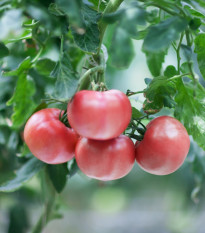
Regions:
[[0, 2, 205, 233]]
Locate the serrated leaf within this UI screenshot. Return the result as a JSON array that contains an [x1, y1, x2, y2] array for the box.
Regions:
[[109, 27, 134, 69], [71, 4, 100, 53], [175, 80, 205, 150], [50, 52, 79, 100], [194, 33, 205, 80], [0, 158, 44, 192], [36, 58, 56, 76], [47, 163, 68, 193], [4, 58, 36, 127], [143, 16, 188, 52], [0, 42, 9, 58], [143, 49, 167, 77]]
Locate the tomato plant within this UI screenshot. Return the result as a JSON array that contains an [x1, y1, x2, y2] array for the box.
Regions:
[[135, 116, 190, 175], [0, 0, 205, 232], [75, 135, 135, 181], [24, 108, 78, 164], [67, 90, 132, 140]]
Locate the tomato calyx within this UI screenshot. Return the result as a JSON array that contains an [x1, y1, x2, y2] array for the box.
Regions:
[[59, 110, 71, 128], [127, 119, 147, 141]]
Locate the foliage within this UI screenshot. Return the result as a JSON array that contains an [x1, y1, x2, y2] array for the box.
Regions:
[[0, 0, 205, 232]]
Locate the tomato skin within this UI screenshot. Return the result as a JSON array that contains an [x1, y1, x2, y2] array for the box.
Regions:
[[24, 108, 78, 164], [75, 135, 135, 181], [135, 116, 190, 175], [67, 90, 132, 140]]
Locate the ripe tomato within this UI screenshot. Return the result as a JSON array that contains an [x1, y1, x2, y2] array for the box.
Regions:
[[24, 108, 78, 164], [67, 90, 132, 140], [75, 135, 135, 181], [135, 116, 190, 175]]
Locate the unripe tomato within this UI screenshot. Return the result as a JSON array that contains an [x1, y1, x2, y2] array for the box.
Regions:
[[135, 116, 190, 175], [24, 108, 78, 164], [75, 135, 135, 181], [67, 90, 132, 140]]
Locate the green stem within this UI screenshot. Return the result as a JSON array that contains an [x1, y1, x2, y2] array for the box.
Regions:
[[97, 0, 124, 55], [31, 46, 44, 64], [127, 90, 144, 96], [31, 170, 56, 233], [78, 66, 104, 91], [176, 32, 184, 74]]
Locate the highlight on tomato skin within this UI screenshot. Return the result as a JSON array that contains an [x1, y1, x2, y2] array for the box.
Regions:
[[67, 89, 132, 140], [135, 116, 190, 176], [24, 108, 78, 164], [75, 135, 135, 181]]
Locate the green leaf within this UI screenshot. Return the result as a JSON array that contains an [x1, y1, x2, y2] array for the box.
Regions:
[[143, 49, 167, 77], [164, 65, 178, 78], [144, 76, 176, 110], [132, 107, 143, 119], [87, 0, 108, 11], [36, 58, 56, 76], [0, 42, 9, 58], [4, 58, 36, 127], [181, 44, 192, 62], [71, 4, 100, 53], [175, 80, 205, 150], [109, 27, 134, 69], [143, 16, 188, 52], [0, 158, 45, 192], [56, 0, 83, 28], [50, 52, 80, 100], [194, 33, 205, 80], [47, 163, 68, 193]]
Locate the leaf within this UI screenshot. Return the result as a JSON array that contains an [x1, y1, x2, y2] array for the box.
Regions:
[[143, 49, 167, 77], [87, 0, 108, 11], [144, 76, 176, 110], [56, 0, 83, 28], [0, 158, 45, 192], [132, 107, 143, 119], [50, 52, 80, 100], [143, 16, 188, 52], [36, 58, 56, 76], [181, 44, 192, 62], [109, 27, 134, 69], [174, 80, 205, 150], [0, 42, 9, 58], [47, 163, 68, 193], [71, 4, 100, 53], [4, 58, 36, 128], [194, 33, 205, 80], [164, 65, 178, 78]]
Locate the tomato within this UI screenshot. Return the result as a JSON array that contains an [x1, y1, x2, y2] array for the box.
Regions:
[[75, 135, 135, 181], [135, 116, 190, 175], [67, 90, 132, 140], [24, 108, 78, 164]]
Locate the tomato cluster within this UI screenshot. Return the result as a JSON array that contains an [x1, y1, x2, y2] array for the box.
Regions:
[[24, 89, 190, 181]]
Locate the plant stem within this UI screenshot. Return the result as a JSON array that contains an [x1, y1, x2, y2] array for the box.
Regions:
[[97, 0, 124, 55], [147, 3, 178, 16], [176, 32, 184, 74], [77, 66, 104, 91], [31, 169, 56, 233]]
